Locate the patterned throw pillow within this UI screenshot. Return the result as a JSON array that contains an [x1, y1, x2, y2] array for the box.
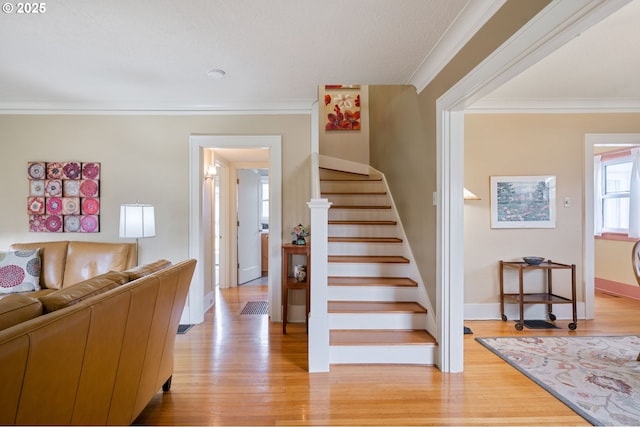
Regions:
[[0, 249, 41, 294]]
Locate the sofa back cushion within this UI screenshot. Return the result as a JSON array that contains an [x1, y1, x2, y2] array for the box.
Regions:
[[0, 294, 43, 330], [124, 259, 172, 281], [62, 242, 135, 287], [10, 241, 68, 289], [0, 249, 42, 294], [39, 271, 129, 313]]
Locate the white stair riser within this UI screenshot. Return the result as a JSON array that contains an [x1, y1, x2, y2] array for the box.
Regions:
[[321, 181, 386, 193], [329, 313, 427, 330], [328, 242, 404, 256], [328, 224, 398, 238], [326, 194, 389, 206], [328, 209, 395, 222], [328, 263, 410, 277], [328, 286, 417, 302], [330, 345, 435, 365]]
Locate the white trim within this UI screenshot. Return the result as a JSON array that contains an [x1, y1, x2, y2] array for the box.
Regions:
[[307, 198, 331, 373], [464, 302, 586, 321], [0, 103, 315, 115], [468, 98, 640, 113], [435, 0, 628, 373], [187, 135, 282, 325], [311, 100, 319, 154], [409, 0, 506, 92], [318, 154, 370, 176], [435, 110, 465, 373]]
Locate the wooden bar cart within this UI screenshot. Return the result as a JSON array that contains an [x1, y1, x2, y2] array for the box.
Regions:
[[499, 260, 577, 331]]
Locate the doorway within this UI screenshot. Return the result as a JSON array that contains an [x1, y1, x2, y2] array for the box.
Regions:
[[187, 135, 283, 326]]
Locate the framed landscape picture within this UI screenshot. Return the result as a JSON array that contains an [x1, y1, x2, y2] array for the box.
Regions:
[[490, 175, 556, 228]]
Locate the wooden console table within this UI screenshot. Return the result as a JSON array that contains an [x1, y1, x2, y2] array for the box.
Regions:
[[282, 243, 310, 334], [499, 260, 577, 331]]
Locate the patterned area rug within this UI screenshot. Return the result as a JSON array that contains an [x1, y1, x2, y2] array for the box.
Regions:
[[240, 300, 269, 315], [477, 336, 640, 426]]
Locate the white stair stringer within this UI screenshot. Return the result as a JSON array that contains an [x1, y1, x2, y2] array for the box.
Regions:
[[321, 163, 437, 366]]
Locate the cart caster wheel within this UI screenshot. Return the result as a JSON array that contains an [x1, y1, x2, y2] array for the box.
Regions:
[[549, 313, 556, 321], [515, 323, 524, 331], [501, 314, 507, 322], [568, 322, 577, 330]]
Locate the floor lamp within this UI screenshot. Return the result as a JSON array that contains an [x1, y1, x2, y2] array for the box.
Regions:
[[119, 203, 156, 265]]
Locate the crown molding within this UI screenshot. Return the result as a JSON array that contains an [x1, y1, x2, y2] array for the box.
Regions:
[[408, 0, 506, 93], [0, 100, 315, 115], [466, 97, 640, 114]]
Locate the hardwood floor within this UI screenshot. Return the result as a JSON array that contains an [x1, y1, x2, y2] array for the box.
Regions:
[[134, 288, 640, 426]]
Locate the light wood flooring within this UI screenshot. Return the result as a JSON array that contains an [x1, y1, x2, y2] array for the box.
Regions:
[[134, 287, 640, 426]]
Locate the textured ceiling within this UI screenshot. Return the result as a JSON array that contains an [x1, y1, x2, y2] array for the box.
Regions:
[[0, 0, 473, 111], [2, 1, 635, 113]]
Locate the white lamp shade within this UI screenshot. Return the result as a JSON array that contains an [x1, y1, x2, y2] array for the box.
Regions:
[[119, 204, 156, 238]]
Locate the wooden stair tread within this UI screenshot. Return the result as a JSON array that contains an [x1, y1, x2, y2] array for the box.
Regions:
[[330, 205, 391, 209], [329, 255, 409, 264], [330, 330, 436, 346], [328, 276, 417, 287], [328, 237, 402, 243], [329, 301, 426, 313], [328, 220, 397, 225]]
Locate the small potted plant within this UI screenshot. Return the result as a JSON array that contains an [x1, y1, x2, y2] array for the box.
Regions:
[[291, 224, 310, 245]]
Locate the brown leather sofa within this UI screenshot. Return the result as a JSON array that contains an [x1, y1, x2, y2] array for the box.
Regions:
[[0, 258, 196, 425], [8, 240, 137, 297]]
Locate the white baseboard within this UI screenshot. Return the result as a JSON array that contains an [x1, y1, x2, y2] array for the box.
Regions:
[[464, 302, 586, 321]]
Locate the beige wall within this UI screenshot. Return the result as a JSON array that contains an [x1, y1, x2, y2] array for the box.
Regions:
[[0, 114, 311, 265], [464, 113, 640, 306], [369, 0, 551, 311], [319, 85, 370, 164], [595, 239, 637, 286]]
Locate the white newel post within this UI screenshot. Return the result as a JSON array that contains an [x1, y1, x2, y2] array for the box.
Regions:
[[307, 198, 331, 372]]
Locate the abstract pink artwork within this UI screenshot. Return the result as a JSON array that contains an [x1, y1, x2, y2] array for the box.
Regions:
[[27, 162, 101, 233]]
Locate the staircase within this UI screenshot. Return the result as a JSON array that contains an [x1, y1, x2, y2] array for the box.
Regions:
[[320, 167, 437, 365]]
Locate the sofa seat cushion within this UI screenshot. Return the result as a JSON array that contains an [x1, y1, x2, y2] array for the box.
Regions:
[[39, 271, 129, 313], [0, 249, 42, 294], [0, 294, 43, 330], [124, 259, 172, 281], [10, 241, 69, 289], [0, 288, 56, 301]]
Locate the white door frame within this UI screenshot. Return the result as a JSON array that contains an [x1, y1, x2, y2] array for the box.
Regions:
[[214, 161, 228, 290], [186, 135, 282, 325], [436, 0, 624, 372]]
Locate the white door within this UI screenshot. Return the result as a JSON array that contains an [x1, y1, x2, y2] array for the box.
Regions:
[[237, 169, 262, 284]]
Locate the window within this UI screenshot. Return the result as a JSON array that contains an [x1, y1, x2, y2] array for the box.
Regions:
[[599, 155, 632, 233], [260, 175, 269, 225]]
